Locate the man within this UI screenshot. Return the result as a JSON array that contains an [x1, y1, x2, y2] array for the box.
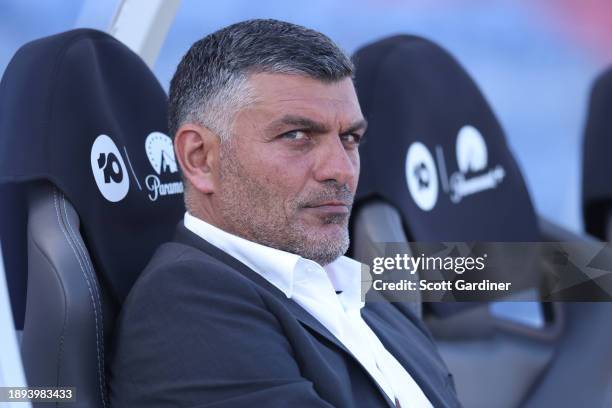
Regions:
[[110, 19, 460, 408]]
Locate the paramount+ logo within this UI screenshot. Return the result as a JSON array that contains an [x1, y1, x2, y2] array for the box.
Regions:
[[143, 132, 183, 202]]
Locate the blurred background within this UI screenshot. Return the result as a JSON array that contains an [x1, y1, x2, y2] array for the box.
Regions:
[[2, 0, 612, 233]]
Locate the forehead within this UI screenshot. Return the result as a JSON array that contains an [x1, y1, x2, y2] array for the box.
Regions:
[[246, 73, 363, 123]]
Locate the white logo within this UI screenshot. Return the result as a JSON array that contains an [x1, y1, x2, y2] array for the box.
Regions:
[[405, 142, 439, 211], [144, 132, 183, 201], [456, 125, 488, 173], [90, 134, 130, 202], [449, 125, 505, 203], [145, 132, 178, 175]]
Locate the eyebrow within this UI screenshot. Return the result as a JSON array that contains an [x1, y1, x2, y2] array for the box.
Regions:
[[342, 118, 368, 135], [266, 114, 368, 135]]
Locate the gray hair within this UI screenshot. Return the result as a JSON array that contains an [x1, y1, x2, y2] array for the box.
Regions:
[[168, 19, 354, 141]]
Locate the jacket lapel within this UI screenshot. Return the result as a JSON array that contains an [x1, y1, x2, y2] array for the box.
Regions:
[[363, 305, 455, 408], [174, 224, 352, 353], [174, 224, 398, 408]]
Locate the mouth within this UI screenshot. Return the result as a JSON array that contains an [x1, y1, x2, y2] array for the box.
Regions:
[[304, 201, 351, 214]]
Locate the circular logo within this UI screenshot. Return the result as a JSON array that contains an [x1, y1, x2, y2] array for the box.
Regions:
[[145, 132, 178, 175], [90, 134, 130, 202], [405, 142, 439, 211], [456, 125, 488, 174]]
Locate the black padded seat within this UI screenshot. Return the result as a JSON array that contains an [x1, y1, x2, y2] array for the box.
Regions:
[[350, 35, 541, 316], [351, 34, 612, 408], [0, 29, 184, 407]]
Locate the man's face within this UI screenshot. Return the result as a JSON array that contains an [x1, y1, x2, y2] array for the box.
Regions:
[[213, 73, 365, 266]]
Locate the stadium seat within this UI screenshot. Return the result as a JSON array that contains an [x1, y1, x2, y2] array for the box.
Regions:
[[0, 29, 184, 408], [351, 35, 612, 408], [350, 34, 543, 311], [583, 67, 612, 240]]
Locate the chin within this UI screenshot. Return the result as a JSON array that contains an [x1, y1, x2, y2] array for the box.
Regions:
[[312, 224, 346, 239], [310, 229, 349, 252]]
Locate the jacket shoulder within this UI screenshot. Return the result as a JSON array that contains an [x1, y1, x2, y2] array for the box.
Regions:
[[109, 242, 320, 408], [124, 241, 265, 311]]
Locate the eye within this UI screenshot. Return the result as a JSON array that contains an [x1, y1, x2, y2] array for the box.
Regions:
[[341, 133, 362, 145], [281, 130, 308, 140]]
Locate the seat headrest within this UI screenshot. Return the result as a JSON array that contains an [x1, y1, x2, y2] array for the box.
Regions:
[[0, 29, 185, 303], [353, 35, 539, 241], [582, 67, 612, 239]]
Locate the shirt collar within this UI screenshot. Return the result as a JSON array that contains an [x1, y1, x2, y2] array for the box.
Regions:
[[183, 212, 364, 309]]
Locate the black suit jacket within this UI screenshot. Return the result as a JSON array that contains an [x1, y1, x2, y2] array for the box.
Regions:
[[109, 225, 461, 407]]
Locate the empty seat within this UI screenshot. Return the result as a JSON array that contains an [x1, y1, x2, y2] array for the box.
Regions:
[[350, 35, 541, 318], [351, 35, 612, 408]]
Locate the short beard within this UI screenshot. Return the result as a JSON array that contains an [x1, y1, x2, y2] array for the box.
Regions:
[[288, 188, 352, 266], [216, 142, 351, 266]]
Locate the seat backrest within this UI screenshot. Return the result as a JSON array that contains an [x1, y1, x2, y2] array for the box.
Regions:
[[0, 29, 185, 408], [352, 35, 539, 243], [582, 67, 612, 240]]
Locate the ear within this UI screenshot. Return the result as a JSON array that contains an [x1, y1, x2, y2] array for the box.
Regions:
[[174, 123, 220, 194]]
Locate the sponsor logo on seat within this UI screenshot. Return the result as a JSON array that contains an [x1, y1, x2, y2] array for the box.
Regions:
[[405, 125, 505, 211], [90, 134, 130, 202], [143, 132, 183, 201], [449, 125, 505, 203], [145, 131, 178, 175], [405, 142, 439, 211]]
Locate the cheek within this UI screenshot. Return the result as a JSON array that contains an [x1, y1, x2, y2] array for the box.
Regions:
[[249, 143, 312, 184], [261, 163, 309, 196], [247, 152, 310, 200]]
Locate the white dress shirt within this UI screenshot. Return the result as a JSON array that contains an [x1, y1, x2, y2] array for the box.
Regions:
[[184, 212, 432, 408]]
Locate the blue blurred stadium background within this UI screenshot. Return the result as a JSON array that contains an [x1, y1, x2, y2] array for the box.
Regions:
[[2, 0, 612, 234]]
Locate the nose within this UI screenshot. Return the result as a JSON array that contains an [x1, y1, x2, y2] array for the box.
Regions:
[[312, 134, 358, 187]]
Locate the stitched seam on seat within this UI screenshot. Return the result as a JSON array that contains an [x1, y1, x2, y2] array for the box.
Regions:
[[29, 210, 68, 408], [61, 193, 108, 407], [52, 190, 105, 408]]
